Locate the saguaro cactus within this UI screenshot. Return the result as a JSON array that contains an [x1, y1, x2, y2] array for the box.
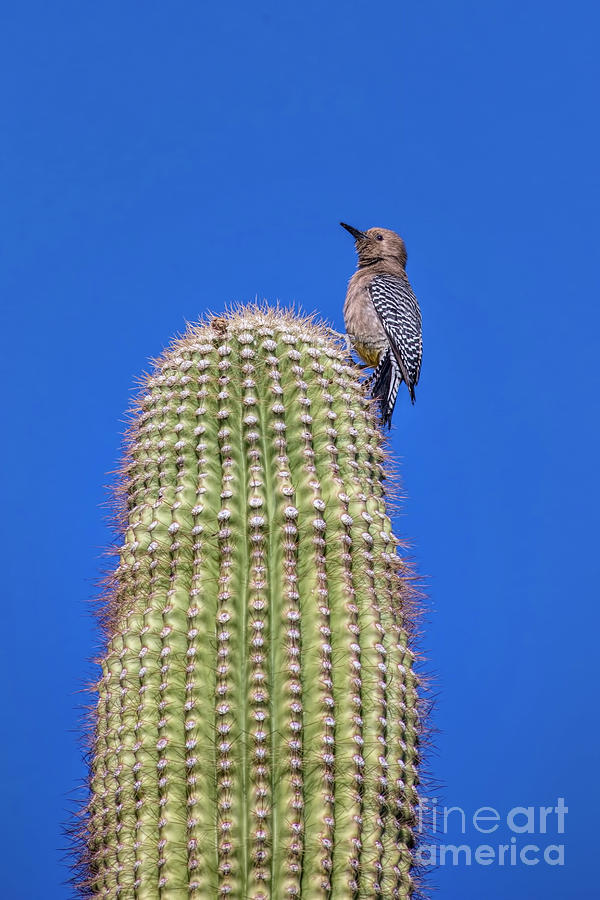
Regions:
[[80, 307, 422, 898]]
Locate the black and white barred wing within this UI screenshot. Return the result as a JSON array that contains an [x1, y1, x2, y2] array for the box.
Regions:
[[369, 349, 401, 429], [369, 273, 423, 402]]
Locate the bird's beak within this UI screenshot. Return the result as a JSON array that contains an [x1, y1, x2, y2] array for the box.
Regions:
[[340, 222, 366, 241]]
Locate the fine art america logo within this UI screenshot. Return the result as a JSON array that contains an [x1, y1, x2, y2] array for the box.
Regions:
[[414, 798, 567, 867]]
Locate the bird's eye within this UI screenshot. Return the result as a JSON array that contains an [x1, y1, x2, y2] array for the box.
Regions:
[[376, 234, 383, 241]]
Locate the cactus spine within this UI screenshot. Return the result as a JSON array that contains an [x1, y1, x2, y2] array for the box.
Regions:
[[82, 307, 421, 898]]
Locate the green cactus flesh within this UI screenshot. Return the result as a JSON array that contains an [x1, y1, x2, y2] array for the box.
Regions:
[[83, 308, 421, 898]]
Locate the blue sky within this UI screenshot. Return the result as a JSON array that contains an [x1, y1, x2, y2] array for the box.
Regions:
[[1, 2, 598, 897]]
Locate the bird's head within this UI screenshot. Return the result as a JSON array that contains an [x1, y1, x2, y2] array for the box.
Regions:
[[340, 222, 407, 269]]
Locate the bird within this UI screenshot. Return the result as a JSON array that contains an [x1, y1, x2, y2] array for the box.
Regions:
[[340, 222, 422, 428]]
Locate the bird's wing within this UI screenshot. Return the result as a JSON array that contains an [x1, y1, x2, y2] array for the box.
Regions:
[[369, 348, 403, 429], [369, 273, 423, 402]]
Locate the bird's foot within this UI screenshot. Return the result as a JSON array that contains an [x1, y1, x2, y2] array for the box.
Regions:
[[342, 333, 354, 362]]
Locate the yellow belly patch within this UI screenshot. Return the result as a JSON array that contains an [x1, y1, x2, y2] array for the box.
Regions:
[[352, 340, 384, 368]]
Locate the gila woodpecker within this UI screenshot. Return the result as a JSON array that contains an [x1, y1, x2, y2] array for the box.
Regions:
[[341, 222, 423, 428]]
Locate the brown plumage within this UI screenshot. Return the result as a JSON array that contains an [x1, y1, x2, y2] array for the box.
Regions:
[[341, 222, 422, 427]]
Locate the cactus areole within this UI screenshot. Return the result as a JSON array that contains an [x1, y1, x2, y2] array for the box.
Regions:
[[81, 307, 422, 898]]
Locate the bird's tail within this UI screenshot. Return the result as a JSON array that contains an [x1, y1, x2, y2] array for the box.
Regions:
[[368, 349, 402, 429]]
